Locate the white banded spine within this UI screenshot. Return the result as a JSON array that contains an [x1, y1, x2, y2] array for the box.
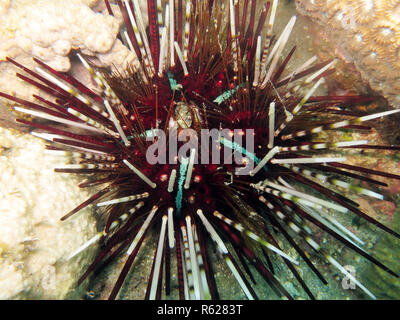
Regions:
[[97, 192, 149, 207], [123, 159, 157, 189], [149, 215, 168, 300], [271, 157, 347, 165], [126, 205, 158, 255], [56, 163, 118, 170], [183, 1, 191, 62], [14, 106, 104, 134], [213, 211, 299, 265], [282, 109, 400, 141], [45, 150, 115, 161], [196, 209, 255, 300], [184, 148, 196, 189], [181, 224, 196, 299], [67, 108, 119, 138]]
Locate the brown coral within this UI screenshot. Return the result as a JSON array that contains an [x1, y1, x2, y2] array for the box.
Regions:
[[296, 0, 400, 109]]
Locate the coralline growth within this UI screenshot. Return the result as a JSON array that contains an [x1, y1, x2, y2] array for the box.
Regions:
[[296, 0, 400, 108]]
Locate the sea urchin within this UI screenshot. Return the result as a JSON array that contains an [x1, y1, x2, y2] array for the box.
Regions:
[[1, 0, 400, 300]]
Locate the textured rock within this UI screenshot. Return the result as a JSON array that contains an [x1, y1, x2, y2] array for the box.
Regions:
[[0, 0, 121, 71], [295, 0, 400, 108], [0, 0, 136, 130], [0, 128, 98, 299]]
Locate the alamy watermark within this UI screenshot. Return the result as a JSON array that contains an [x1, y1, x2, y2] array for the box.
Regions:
[[342, 265, 356, 290], [145, 128, 255, 175]]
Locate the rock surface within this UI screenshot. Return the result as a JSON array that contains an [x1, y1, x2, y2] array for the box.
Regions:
[[296, 0, 400, 109], [0, 0, 136, 130], [0, 127, 98, 299]]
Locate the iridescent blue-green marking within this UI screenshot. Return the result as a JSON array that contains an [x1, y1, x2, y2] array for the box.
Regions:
[[176, 159, 189, 218], [168, 72, 183, 91], [220, 136, 260, 165], [213, 84, 244, 105]]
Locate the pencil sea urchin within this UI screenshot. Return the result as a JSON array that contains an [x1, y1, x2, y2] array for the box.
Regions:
[[1, 0, 400, 300]]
